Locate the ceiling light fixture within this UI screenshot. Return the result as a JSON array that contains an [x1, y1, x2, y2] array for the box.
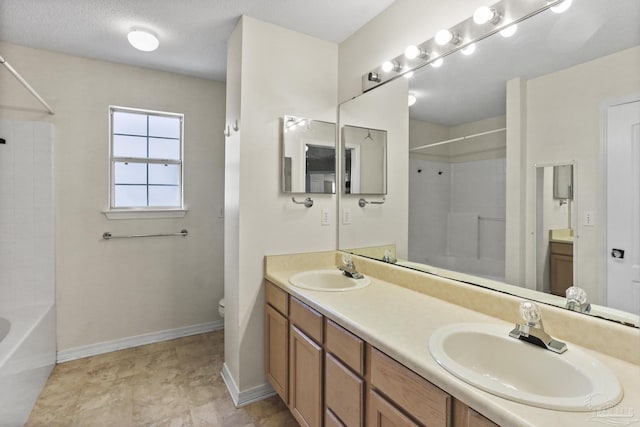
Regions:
[[381, 60, 401, 73], [403, 71, 414, 79], [127, 29, 159, 52], [404, 45, 428, 60], [408, 94, 417, 107], [435, 29, 460, 46], [499, 24, 518, 38], [550, 0, 573, 14], [473, 6, 502, 25]]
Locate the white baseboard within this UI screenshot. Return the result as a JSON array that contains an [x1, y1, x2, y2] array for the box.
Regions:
[[221, 362, 276, 408], [56, 320, 224, 363]]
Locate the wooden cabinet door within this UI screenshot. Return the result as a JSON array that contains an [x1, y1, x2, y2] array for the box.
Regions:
[[550, 253, 573, 296], [265, 304, 288, 403], [325, 353, 364, 426], [452, 399, 499, 427], [367, 390, 419, 427], [290, 325, 323, 427]]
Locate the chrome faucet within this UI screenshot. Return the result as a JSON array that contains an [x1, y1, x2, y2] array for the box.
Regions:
[[565, 286, 591, 313], [382, 250, 397, 264], [338, 254, 364, 279], [509, 301, 567, 354]]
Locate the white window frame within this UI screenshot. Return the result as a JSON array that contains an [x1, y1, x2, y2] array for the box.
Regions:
[[104, 106, 187, 219]]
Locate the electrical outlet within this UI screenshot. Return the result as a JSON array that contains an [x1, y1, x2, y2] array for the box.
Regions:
[[584, 211, 595, 226], [321, 208, 330, 226], [342, 208, 352, 225]]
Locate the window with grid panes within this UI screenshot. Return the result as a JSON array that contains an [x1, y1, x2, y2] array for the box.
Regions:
[[109, 107, 183, 209]]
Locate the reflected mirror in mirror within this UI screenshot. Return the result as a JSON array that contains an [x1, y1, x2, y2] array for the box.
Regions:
[[553, 165, 573, 200], [342, 125, 387, 195], [338, 0, 640, 327], [282, 115, 336, 194]]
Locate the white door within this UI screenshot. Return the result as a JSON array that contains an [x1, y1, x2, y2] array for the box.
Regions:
[[605, 100, 640, 314]]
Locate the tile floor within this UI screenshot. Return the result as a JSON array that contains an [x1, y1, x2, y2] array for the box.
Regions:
[[26, 330, 298, 426]]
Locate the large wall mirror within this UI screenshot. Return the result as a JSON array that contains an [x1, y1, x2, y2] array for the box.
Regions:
[[282, 115, 337, 194], [338, 0, 640, 327]]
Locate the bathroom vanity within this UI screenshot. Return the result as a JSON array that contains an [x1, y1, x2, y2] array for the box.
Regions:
[[265, 281, 496, 427], [264, 251, 640, 427]]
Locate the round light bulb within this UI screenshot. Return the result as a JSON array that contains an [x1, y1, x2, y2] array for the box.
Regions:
[[381, 60, 394, 72], [500, 24, 518, 38], [404, 45, 420, 59], [127, 29, 159, 52], [430, 58, 443, 68], [435, 29, 454, 46], [550, 0, 573, 14], [461, 43, 476, 55], [473, 6, 496, 25], [408, 94, 417, 107]]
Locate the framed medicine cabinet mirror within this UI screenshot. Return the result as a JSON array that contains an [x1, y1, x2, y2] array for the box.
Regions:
[[282, 115, 337, 194]]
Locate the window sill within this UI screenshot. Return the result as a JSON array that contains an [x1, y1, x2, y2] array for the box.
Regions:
[[103, 209, 187, 220]]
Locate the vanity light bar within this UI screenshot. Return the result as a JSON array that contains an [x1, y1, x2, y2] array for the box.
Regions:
[[362, 0, 567, 92]]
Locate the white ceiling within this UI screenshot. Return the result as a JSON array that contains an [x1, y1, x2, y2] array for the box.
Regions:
[[0, 0, 395, 82]]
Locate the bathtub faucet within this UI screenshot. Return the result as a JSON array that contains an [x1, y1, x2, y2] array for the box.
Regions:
[[509, 301, 567, 354], [338, 254, 364, 279]]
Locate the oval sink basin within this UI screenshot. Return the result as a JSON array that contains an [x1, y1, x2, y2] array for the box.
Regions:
[[289, 269, 371, 292], [428, 323, 623, 411]]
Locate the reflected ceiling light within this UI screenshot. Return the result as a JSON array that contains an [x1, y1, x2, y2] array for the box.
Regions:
[[403, 71, 414, 79], [408, 94, 417, 107], [381, 60, 401, 73], [473, 6, 501, 25], [461, 43, 476, 55], [550, 0, 573, 14], [404, 45, 428, 60], [127, 29, 159, 52], [499, 24, 518, 38], [430, 58, 444, 68], [435, 29, 460, 46]]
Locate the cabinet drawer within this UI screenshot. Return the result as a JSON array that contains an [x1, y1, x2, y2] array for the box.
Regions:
[[550, 242, 573, 256], [325, 353, 364, 427], [326, 319, 364, 375], [266, 281, 288, 316], [369, 347, 450, 427], [290, 297, 323, 343]]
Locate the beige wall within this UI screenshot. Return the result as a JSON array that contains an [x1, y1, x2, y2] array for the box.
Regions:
[[0, 41, 226, 352], [506, 46, 640, 302], [224, 16, 338, 394]]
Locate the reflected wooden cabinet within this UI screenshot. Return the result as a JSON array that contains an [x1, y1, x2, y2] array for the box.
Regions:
[[550, 242, 573, 297]]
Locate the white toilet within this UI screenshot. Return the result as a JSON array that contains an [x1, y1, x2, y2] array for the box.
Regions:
[[218, 298, 225, 318]]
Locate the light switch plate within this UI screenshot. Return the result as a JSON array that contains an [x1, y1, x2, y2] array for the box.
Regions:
[[584, 211, 595, 226], [342, 208, 351, 225], [321, 208, 330, 226]]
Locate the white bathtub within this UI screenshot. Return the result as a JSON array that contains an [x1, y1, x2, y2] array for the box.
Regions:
[[0, 304, 56, 427]]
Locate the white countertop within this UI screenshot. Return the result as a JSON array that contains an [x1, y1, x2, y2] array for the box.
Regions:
[[265, 264, 640, 427]]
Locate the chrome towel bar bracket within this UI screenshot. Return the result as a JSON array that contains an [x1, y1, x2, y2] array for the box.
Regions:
[[359, 197, 385, 207], [291, 197, 313, 208]]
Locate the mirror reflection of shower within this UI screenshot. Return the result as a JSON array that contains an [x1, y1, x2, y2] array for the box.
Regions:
[[408, 117, 507, 282]]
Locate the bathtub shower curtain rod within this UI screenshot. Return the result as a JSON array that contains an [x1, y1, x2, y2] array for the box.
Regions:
[[0, 54, 55, 115]]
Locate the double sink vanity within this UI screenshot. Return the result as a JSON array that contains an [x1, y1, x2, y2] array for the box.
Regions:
[[264, 251, 640, 427]]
